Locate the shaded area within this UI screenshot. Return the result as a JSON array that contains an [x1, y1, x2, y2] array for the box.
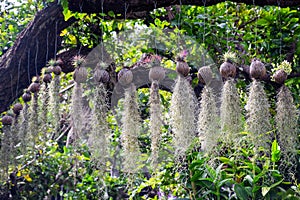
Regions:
[[0, 3, 75, 113]]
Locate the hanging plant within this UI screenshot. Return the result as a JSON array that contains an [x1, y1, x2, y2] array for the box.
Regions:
[[43, 71, 52, 84], [48, 59, 62, 138], [28, 77, 40, 147], [12, 103, 23, 116], [246, 80, 272, 151], [149, 81, 163, 168], [119, 69, 142, 174], [22, 90, 32, 103], [73, 55, 87, 84], [148, 55, 165, 168], [52, 59, 62, 76], [175, 50, 190, 77], [149, 56, 165, 82], [149, 66, 165, 82], [272, 60, 292, 85], [276, 85, 299, 181], [220, 79, 242, 144], [2, 114, 13, 126], [249, 58, 266, 80], [88, 62, 110, 170], [197, 66, 213, 85], [69, 55, 87, 145], [273, 69, 287, 85], [176, 60, 190, 77], [12, 103, 23, 130], [0, 114, 14, 181], [198, 84, 220, 153], [28, 78, 40, 93], [18, 90, 31, 154], [170, 59, 197, 159], [94, 62, 110, 83], [219, 51, 237, 80], [118, 68, 133, 86], [38, 68, 52, 138]]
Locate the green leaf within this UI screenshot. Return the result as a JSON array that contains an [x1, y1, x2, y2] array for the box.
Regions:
[[118, 23, 123, 30], [206, 165, 217, 178], [271, 140, 281, 162], [154, 18, 161, 27], [8, 24, 14, 31], [68, 34, 77, 44], [262, 187, 270, 197], [218, 156, 230, 164], [243, 175, 253, 185], [234, 184, 249, 200], [197, 178, 214, 189], [257, 18, 269, 26], [108, 11, 115, 18], [269, 179, 283, 190], [191, 171, 202, 181], [215, 163, 224, 177], [217, 178, 232, 188], [63, 9, 74, 21]]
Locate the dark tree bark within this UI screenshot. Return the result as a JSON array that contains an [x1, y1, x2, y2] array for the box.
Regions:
[[1, 0, 300, 113], [0, 3, 75, 113]]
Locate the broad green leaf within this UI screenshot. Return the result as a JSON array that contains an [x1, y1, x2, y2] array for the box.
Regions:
[[118, 23, 123, 30], [63, 9, 74, 21], [271, 139, 281, 162], [108, 11, 115, 18], [262, 187, 270, 197], [218, 156, 230, 164], [60, 29, 68, 36], [234, 184, 249, 200], [68, 34, 77, 45]]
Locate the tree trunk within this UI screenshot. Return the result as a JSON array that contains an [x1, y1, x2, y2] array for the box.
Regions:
[[0, 3, 75, 113]]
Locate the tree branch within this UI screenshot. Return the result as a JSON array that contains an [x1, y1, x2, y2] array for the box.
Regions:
[[68, 0, 300, 15], [0, 3, 75, 113]]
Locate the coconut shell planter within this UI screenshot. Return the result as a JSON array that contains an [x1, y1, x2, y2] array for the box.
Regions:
[[273, 69, 287, 85], [149, 66, 165, 82], [72, 55, 87, 83], [43, 73, 52, 84], [73, 67, 88, 83], [198, 66, 213, 85], [118, 68, 133, 86], [2, 115, 13, 126], [176, 60, 190, 77], [29, 81, 40, 93], [94, 68, 110, 84], [13, 103, 23, 115], [22, 90, 32, 102], [53, 66, 62, 76], [250, 58, 266, 80], [220, 61, 236, 79]]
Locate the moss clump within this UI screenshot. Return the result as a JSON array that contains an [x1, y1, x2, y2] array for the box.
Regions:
[[220, 79, 242, 143], [170, 76, 198, 158], [198, 85, 220, 153], [69, 82, 85, 146], [149, 80, 163, 168], [276, 85, 299, 181], [246, 80, 272, 152], [121, 83, 142, 174], [49, 70, 61, 138], [88, 82, 110, 171]]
